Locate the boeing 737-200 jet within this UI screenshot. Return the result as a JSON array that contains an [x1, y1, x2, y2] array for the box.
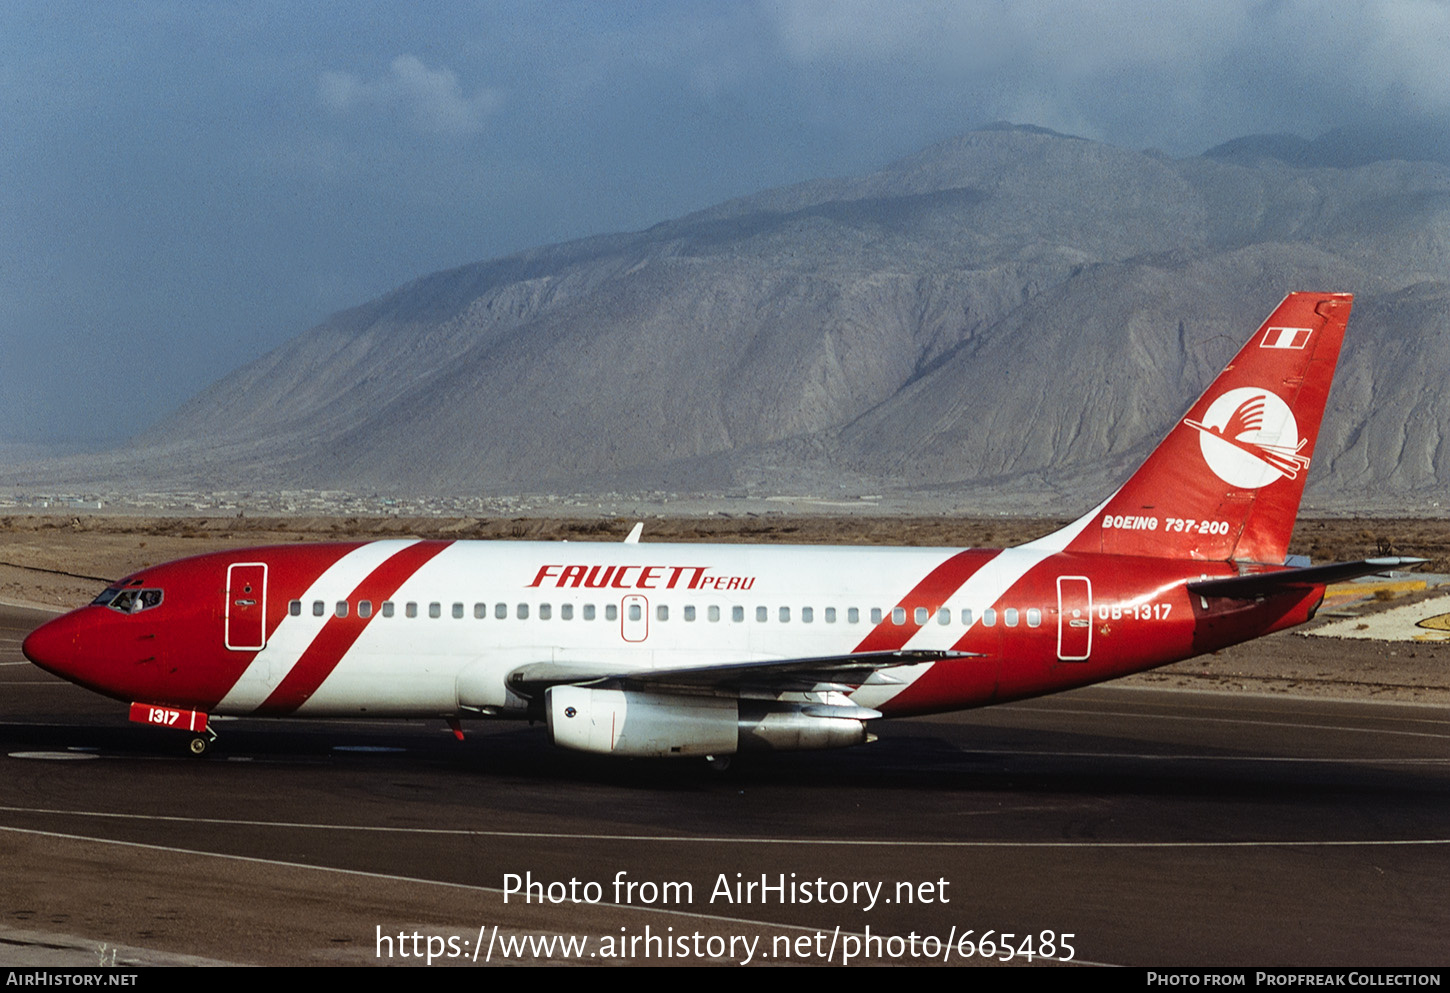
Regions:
[[23, 292, 1419, 761]]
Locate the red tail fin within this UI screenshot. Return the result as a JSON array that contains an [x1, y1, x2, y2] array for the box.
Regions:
[[1050, 293, 1352, 563]]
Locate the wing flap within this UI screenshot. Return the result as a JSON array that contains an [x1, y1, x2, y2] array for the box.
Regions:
[[507, 649, 972, 699]]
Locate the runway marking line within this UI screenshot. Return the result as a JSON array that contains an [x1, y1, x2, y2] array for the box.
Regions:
[[1, 806, 1447, 849], [992, 705, 1450, 738], [948, 749, 1450, 764], [1070, 684, 1450, 713]]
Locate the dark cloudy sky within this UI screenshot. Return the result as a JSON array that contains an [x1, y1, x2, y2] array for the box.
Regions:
[[3, 1, 1446, 446]]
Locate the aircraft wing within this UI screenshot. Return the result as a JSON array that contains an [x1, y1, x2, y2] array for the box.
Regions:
[[506, 649, 974, 701], [1186, 557, 1426, 599]]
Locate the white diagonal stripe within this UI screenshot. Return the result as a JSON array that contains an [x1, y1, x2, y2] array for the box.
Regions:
[[216, 540, 421, 712]]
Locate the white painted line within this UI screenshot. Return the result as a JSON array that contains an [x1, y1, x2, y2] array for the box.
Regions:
[[332, 745, 407, 753], [1, 806, 1446, 849], [947, 750, 1450, 765], [993, 706, 1450, 739], [1082, 683, 1450, 711]]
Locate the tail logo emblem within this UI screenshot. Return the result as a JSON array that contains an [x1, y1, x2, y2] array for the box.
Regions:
[[1184, 387, 1309, 488]]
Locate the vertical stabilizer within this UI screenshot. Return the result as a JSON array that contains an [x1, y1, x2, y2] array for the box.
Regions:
[[1050, 293, 1352, 563]]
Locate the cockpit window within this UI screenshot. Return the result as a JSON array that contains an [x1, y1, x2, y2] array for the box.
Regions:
[[90, 588, 121, 607], [99, 588, 163, 613]]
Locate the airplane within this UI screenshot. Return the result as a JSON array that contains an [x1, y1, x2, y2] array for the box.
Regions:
[[22, 292, 1421, 764]]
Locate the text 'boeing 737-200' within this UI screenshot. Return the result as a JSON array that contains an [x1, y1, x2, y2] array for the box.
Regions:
[[23, 293, 1421, 763]]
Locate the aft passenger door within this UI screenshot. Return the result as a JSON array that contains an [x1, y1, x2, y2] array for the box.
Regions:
[[1056, 576, 1092, 661]]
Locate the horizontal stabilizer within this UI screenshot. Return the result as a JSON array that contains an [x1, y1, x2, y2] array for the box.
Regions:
[[1186, 557, 1426, 599]]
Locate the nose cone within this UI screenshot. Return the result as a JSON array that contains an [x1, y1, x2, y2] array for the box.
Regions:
[[23, 609, 135, 700], [23, 612, 81, 679]]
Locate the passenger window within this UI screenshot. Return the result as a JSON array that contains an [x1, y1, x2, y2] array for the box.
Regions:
[[892, 607, 906, 625], [779, 606, 790, 622], [605, 604, 618, 621], [382, 601, 395, 618], [707, 605, 719, 622], [495, 603, 507, 620], [474, 603, 487, 619], [915, 607, 928, 625], [452, 602, 464, 619], [561, 604, 574, 620], [937, 608, 950, 625], [656, 604, 668, 621], [406, 602, 418, 619], [983, 608, 997, 627], [802, 607, 813, 623], [1005, 608, 1019, 627], [961, 608, 974, 625], [871, 608, 883, 624], [539, 603, 551, 620], [429, 602, 441, 619], [313, 600, 325, 617], [756, 606, 768, 622], [1027, 608, 1042, 628], [684, 605, 696, 622], [335, 601, 348, 618], [629, 603, 642, 621], [732, 606, 744, 622], [584, 604, 596, 621], [289, 600, 301, 617], [848, 608, 859, 624], [517, 604, 529, 620], [825, 607, 836, 623], [358, 600, 373, 619]]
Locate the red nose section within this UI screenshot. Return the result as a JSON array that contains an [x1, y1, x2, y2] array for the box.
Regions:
[[22, 609, 137, 701], [22, 613, 80, 680]]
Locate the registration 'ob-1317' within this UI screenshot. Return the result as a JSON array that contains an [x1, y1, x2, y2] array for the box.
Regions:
[[1099, 602, 1173, 621]]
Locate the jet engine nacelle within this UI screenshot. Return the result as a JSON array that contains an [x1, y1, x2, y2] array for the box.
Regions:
[[545, 685, 870, 758], [547, 685, 736, 757]]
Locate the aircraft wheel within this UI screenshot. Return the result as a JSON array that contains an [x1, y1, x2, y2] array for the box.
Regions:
[[188, 736, 210, 757], [705, 754, 732, 773]]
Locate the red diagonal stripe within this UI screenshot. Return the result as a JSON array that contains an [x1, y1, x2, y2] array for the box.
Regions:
[[850, 549, 982, 653], [258, 540, 453, 714]]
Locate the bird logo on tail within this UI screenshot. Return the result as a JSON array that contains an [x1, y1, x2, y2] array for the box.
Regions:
[[1184, 388, 1310, 488]]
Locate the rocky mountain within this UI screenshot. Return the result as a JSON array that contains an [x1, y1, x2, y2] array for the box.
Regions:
[[16, 124, 1450, 513]]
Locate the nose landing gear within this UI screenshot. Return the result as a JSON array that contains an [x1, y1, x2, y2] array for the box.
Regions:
[[187, 730, 218, 757]]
